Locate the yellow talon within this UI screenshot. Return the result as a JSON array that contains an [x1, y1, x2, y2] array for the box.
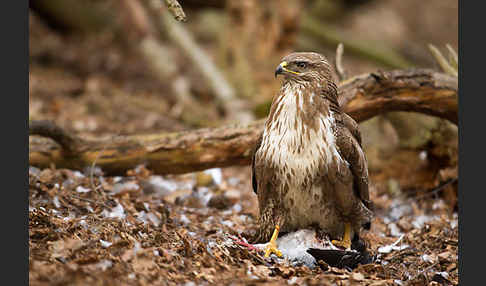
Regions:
[[264, 225, 283, 257], [332, 223, 352, 250]]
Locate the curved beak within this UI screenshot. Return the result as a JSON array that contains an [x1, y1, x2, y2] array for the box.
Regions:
[[275, 64, 284, 78], [275, 61, 299, 78]]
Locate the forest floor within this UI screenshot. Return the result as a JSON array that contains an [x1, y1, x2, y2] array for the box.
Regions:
[[29, 4, 458, 284], [29, 163, 458, 286]]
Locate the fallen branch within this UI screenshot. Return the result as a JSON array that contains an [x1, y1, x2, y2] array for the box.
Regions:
[[29, 120, 83, 154], [29, 69, 457, 175], [30, 120, 263, 175], [338, 69, 457, 123]]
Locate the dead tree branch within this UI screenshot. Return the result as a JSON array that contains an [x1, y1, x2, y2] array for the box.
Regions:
[[30, 120, 263, 175], [334, 43, 347, 81], [29, 69, 457, 175], [162, 0, 186, 22], [338, 69, 457, 123], [29, 120, 83, 154]]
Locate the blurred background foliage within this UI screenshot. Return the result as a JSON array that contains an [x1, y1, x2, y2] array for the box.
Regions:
[[29, 0, 458, 209]]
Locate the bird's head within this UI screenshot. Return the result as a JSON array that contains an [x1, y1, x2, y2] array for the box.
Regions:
[[275, 52, 333, 85]]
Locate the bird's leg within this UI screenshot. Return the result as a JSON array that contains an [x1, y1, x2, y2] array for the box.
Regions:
[[332, 223, 352, 250], [264, 225, 283, 258]]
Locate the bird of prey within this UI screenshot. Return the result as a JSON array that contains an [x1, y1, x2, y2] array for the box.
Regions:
[[251, 52, 373, 257]]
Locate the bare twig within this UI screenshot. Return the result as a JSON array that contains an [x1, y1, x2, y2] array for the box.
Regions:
[[162, 0, 186, 22], [335, 43, 347, 81], [387, 178, 458, 214], [428, 44, 458, 77], [89, 134, 120, 192], [408, 262, 440, 283], [446, 44, 458, 71], [408, 178, 457, 201]]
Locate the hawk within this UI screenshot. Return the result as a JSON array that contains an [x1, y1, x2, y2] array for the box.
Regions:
[[251, 52, 373, 257]]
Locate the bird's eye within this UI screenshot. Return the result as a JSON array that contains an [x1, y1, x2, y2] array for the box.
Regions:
[[296, 62, 307, 68]]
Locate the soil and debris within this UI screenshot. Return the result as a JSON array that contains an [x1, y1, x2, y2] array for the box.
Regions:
[[29, 164, 458, 285], [29, 1, 458, 284]]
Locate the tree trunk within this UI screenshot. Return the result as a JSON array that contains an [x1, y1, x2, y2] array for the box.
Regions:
[[29, 69, 457, 175]]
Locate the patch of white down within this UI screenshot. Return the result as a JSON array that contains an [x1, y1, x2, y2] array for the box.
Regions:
[[260, 84, 344, 182], [252, 229, 340, 268], [262, 88, 341, 186], [377, 234, 409, 254], [101, 201, 126, 220], [277, 229, 335, 267]]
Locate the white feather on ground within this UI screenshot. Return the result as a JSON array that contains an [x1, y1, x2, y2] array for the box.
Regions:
[[251, 229, 346, 268]]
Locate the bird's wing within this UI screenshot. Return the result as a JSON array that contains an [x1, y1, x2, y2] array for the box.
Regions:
[[334, 117, 372, 208], [341, 113, 362, 146], [251, 132, 263, 194], [320, 81, 369, 206]]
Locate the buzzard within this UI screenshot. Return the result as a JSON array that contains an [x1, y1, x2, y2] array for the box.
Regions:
[[251, 52, 373, 257]]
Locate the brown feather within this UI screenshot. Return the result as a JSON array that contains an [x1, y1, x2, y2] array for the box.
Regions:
[[252, 52, 373, 243], [251, 133, 263, 194]]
